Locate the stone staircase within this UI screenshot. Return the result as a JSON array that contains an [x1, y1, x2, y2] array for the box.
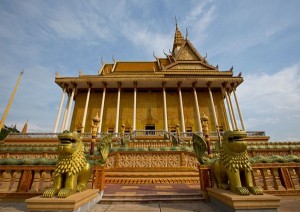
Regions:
[[100, 193, 205, 204], [98, 183, 204, 204], [105, 138, 200, 184]]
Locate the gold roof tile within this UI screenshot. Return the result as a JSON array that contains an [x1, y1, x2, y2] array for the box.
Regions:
[[114, 62, 159, 72]]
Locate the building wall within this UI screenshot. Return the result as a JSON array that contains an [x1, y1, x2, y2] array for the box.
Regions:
[[136, 90, 164, 131], [182, 90, 197, 132], [85, 90, 102, 132], [119, 90, 134, 131], [166, 91, 180, 129], [102, 90, 117, 132], [70, 90, 86, 131]]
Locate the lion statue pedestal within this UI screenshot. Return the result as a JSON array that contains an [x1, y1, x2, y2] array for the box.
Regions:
[[193, 130, 281, 211], [193, 130, 263, 195]]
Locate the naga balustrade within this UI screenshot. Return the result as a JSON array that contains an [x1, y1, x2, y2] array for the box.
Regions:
[[199, 162, 300, 200], [0, 165, 106, 199]]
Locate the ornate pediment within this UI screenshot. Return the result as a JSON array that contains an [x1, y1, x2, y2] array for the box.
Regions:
[[169, 63, 211, 70], [177, 45, 199, 61], [164, 60, 217, 71]]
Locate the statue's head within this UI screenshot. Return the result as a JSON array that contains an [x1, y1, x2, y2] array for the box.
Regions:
[[223, 130, 247, 153], [57, 131, 81, 154]]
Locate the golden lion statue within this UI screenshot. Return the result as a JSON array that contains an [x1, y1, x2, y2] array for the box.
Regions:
[[43, 131, 92, 198], [211, 130, 263, 195]]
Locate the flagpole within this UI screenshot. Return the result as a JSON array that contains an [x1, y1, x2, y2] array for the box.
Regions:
[[0, 70, 24, 130]]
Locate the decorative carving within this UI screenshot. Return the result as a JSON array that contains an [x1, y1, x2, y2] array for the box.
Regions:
[[18, 170, 33, 192], [106, 152, 197, 169], [262, 169, 275, 190], [172, 64, 208, 70], [281, 168, 294, 189], [177, 46, 199, 61], [272, 168, 285, 190]]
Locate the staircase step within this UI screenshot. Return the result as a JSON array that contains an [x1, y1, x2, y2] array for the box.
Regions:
[[100, 193, 204, 204]]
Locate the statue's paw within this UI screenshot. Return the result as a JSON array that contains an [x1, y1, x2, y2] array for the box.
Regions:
[[57, 188, 76, 198], [248, 186, 264, 195], [77, 184, 87, 192], [235, 187, 250, 195], [42, 188, 58, 198], [219, 183, 230, 190]]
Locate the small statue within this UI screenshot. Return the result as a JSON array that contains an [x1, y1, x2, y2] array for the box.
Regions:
[[192, 133, 208, 164], [96, 134, 112, 165], [211, 130, 263, 195], [43, 131, 92, 198]]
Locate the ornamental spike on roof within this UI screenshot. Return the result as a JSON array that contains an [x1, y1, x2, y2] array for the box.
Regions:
[[172, 24, 185, 54]]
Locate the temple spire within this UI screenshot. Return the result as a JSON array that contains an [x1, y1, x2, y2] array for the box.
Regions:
[[172, 23, 185, 54], [21, 120, 28, 133], [0, 70, 24, 130]]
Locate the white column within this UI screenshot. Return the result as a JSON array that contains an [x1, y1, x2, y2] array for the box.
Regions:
[[133, 82, 137, 131], [232, 84, 246, 131], [227, 89, 238, 129], [98, 83, 107, 133], [207, 83, 219, 131], [60, 93, 70, 132], [54, 87, 66, 133], [81, 85, 91, 133], [223, 86, 235, 130], [115, 82, 121, 133], [162, 82, 168, 132], [64, 87, 75, 131], [178, 82, 185, 132], [193, 83, 202, 132]]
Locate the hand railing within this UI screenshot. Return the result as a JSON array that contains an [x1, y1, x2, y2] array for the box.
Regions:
[[134, 130, 165, 137]]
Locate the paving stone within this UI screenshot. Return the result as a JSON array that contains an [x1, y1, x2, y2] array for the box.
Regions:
[[98, 203, 160, 212], [160, 202, 216, 212], [121, 186, 139, 190]]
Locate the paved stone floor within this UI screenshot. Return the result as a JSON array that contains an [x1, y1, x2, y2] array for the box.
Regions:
[[103, 183, 202, 196], [1, 184, 300, 212], [1, 198, 300, 212]]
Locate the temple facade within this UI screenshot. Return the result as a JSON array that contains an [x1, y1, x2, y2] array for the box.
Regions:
[[1, 24, 299, 200], [54, 25, 245, 136]]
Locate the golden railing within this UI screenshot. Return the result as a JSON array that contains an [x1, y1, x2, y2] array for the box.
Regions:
[[199, 162, 300, 200]]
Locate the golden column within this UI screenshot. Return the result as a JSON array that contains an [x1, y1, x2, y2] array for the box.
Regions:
[[201, 114, 212, 157], [90, 113, 100, 155], [0, 70, 24, 130], [121, 124, 125, 146]]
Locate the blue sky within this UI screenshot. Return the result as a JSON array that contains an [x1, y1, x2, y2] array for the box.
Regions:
[[0, 0, 299, 141]]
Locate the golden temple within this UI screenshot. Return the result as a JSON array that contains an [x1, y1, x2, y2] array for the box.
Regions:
[[0, 24, 299, 201], [55, 25, 244, 136]]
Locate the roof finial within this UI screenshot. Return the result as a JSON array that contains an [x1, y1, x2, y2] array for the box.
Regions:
[[163, 49, 168, 57], [112, 54, 115, 63], [185, 27, 188, 40], [55, 70, 59, 78], [101, 57, 104, 65], [153, 51, 157, 59], [175, 16, 178, 28]]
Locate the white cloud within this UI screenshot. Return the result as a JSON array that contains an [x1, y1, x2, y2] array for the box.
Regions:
[[182, 0, 216, 45], [239, 64, 300, 113], [237, 64, 300, 141]]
